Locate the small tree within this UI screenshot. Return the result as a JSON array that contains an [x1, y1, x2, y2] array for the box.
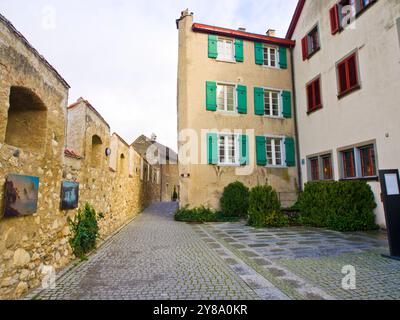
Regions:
[[220, 181, 249, 217], [68, 203, 104, 260]]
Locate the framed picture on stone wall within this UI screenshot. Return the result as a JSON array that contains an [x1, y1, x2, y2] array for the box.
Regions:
[[3, 174, 39, 218], [60, 181, 79, 210]]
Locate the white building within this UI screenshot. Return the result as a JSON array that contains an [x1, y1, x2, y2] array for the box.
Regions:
[[287, 0, 400, 227]]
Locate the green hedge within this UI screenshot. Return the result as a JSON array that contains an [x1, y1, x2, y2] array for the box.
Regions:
[[174, 206, 240, 223], [248, 185, 288, 228], [220, 181, 249, 217], [296, 180, 378, 231]]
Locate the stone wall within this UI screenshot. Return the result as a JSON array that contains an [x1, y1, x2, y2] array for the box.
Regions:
[[0, 15, 166, 299], [0, 14, 70, 299]]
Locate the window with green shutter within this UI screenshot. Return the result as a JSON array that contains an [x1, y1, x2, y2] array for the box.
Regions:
[[208, 35, 218, 59], [237, 85, 247, 114], [282, 91, 292, 118], [254, 42, 263, 65], [279, 47, 288, 69], [239, 135, 249, 165], [285, 137, 296, 167], [207, 133, 218, 165], [254, 87, 265, 115], [235, 39, 244, 62], [256, 136, 267, 166], [206, 81, 217, 111]]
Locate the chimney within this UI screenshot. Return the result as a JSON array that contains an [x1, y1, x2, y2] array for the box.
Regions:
[[238, 27, 246, 32], [176, 8, 193, 29], [266, 29, 276, 37]]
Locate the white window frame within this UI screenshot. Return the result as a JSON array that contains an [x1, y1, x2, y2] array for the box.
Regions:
[[262, 45, 279, 68], [263, 87, 283, 118], [264, 135, 286, 168], [217, 133, 240, 166], [216, 82, 237, 113], [217, 37, 235, 62]]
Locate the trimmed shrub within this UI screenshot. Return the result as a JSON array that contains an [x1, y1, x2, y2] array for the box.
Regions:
[[220, 181, 249, 217], [174, 206, 239, 223], [68, 203, 104, 260], [248, 185, 288, 228], [296, 180, 378, 232]]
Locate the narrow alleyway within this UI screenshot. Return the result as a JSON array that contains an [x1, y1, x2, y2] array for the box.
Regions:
[[28, 203, 267, 300], [27, 202, 397, 300]]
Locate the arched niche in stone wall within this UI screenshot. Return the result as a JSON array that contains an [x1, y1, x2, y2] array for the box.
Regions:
[[90, 135, 103, 168], [5, 86, 48, 153]]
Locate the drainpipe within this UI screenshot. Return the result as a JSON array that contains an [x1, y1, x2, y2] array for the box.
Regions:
[[290, 46, 303, 192], [160, 164, 163, 202]]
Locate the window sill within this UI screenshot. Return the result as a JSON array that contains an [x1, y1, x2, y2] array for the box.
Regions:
[[217, 163, 241, 167], [338, 84, 361, 99], [306, 47, 320, 60], [262, 65, 280, 70], [265, 165, 288, 169], [216, 58, 236, 64], [340, 176, 379, 182], [307, 105, 323, 115], [216, 110, 239, 116], [264, 115, 285, 120]]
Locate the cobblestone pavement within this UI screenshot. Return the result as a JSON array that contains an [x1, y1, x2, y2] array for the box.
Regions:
[[29, 203, 264, 300], [28, 203, 400, 300], [201, 222, 399, 300]]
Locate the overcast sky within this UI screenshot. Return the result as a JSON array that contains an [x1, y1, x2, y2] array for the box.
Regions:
[[1, 0, 298, 150]]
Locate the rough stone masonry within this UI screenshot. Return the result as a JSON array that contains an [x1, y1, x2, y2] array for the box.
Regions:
[[0, 14, 175, 299]]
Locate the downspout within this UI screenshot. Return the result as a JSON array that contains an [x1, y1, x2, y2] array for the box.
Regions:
[[290, 46, 303, 192], [160, 164, 163, 202]]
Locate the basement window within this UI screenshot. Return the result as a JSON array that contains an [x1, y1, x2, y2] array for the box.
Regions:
[[339, 143, 377, 180], [5, 86, 48, 153]]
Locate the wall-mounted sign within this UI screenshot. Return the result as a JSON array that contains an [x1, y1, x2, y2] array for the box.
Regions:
[[60, 181, 79, 210], [385, 174, 400, 196], [3, 174, 39, 218], [380, 169, 400, 260]]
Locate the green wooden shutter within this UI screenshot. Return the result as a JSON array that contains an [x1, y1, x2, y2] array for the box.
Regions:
[[237, 85, 247, 114], [208, 35, 218, 59], [206, 81, 217, 111], [256, 136, 267, 166], [285, 137, 296, 167], [279, 47, 288, 69], [235, 39, 244, 62], [254, 87, 265, 115], [207, 133, 218, 165], [254, 42, 263, 65], [239, 135, 249, 165], [282, 91, 292, 118]]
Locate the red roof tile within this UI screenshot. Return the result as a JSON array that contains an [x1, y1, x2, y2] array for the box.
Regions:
[[192, 23, 295, 47]]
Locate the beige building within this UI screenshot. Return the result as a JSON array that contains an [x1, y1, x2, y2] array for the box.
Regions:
[[287, 0, 400, 227], [132, 134, 179, 202], [176, 10, 299, 209]]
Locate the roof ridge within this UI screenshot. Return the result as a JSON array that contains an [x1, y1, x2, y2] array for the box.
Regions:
[[0, 13, 70, 88]]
